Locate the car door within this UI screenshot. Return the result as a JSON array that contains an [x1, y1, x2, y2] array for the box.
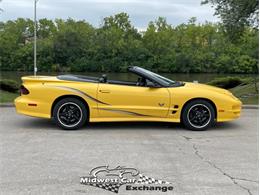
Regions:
[[97, 83, 171, 118]]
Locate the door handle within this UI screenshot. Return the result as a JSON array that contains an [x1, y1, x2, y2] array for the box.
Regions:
[[99, 90, 110, 93], [158, 103, 165, 107]]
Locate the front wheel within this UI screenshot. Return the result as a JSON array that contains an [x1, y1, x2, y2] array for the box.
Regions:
[[182, 100, 215, 131], [53, 98, 88, 130]]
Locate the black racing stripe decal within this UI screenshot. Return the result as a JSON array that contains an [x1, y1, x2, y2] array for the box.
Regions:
[[98, 108, 152, 117], [53, 86, 110, 105]]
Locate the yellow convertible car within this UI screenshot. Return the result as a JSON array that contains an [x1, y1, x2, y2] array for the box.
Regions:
[[15, 66, 241, 130]]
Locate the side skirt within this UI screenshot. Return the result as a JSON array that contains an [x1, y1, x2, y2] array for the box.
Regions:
[[89, 117, 180, 123]]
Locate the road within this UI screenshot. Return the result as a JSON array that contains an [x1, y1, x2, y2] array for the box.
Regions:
[[0, 108, 258, 195]]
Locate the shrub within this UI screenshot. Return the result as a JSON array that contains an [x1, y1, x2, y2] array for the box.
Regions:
[[0, 79, 19, 93], [207, 77, 245, 89]]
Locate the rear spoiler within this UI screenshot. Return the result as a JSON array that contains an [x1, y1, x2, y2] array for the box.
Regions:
[[21, 76, 59, 83]]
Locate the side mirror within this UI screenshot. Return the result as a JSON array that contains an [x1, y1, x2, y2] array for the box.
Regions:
[[99, 74, 107, 83]]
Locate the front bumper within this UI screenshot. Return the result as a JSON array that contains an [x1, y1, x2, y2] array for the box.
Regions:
[[217, 100, 242, 122]]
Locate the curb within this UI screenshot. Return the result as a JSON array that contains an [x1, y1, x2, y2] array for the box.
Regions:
[[0, 103, 258, 109], [0, 103, 14, 107], [242, 105, 259, 109]]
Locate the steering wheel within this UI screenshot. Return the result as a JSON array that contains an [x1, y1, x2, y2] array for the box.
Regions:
[[136, 77, 146, 86]]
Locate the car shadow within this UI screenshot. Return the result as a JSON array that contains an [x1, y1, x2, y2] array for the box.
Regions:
[[19, 117, 239, 132], [213, 122, 241, 131], [18, 118, 56, 130]]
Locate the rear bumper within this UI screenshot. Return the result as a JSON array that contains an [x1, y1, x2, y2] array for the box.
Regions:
[[14, 96, 51, 119]]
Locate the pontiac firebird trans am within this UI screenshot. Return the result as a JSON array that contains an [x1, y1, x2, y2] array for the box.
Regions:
[[15, 66, 242, 130]]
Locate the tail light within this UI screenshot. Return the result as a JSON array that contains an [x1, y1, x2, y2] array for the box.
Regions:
[[20, 85, 30, 95]]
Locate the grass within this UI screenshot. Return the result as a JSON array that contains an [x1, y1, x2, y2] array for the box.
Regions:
[[230, 83, 259, 105], [0, 90, 19, 103]]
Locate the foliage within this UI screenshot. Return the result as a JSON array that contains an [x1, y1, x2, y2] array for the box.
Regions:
[[207, 77, 252, 89], [202, 0, 259, 40], [0, 90, 19, 103], [0, 13, 258, 73], [0, 79, 19, 93], [230, 83, 259, 104]]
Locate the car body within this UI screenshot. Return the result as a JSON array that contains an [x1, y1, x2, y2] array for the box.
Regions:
[[15, 66, 242, 130]]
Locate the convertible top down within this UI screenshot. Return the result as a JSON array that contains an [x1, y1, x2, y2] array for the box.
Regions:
[[15, 66, 242, 130]]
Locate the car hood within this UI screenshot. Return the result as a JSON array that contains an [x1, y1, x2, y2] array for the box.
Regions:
[[183, 82, 232, 95]]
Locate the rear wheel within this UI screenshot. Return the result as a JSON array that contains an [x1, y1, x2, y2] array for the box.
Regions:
[[182, 100, 215, 131], [53, 98, 88, 130]]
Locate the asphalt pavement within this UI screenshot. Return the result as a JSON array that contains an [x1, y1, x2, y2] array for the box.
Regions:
[[0, 107, 258, 195]]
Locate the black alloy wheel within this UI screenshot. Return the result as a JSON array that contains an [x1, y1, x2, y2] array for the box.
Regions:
[[53, 98, 88, 130], [182, 100, 215, 131]]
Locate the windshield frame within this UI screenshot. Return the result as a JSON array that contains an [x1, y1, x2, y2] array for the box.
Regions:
[[128, 66, 176, 87]]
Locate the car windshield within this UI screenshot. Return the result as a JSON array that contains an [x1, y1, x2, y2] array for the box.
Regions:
[[137, 67, 176, 86]]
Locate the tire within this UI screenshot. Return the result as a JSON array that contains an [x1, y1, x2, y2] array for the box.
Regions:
[[181, 100, 215, 131], [53, 98, 88, 130]]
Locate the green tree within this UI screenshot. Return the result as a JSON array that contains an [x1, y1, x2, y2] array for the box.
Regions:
[[0, 13, 258, 74], [53, 19, 95, 71], [202, 0, 259, 40]]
